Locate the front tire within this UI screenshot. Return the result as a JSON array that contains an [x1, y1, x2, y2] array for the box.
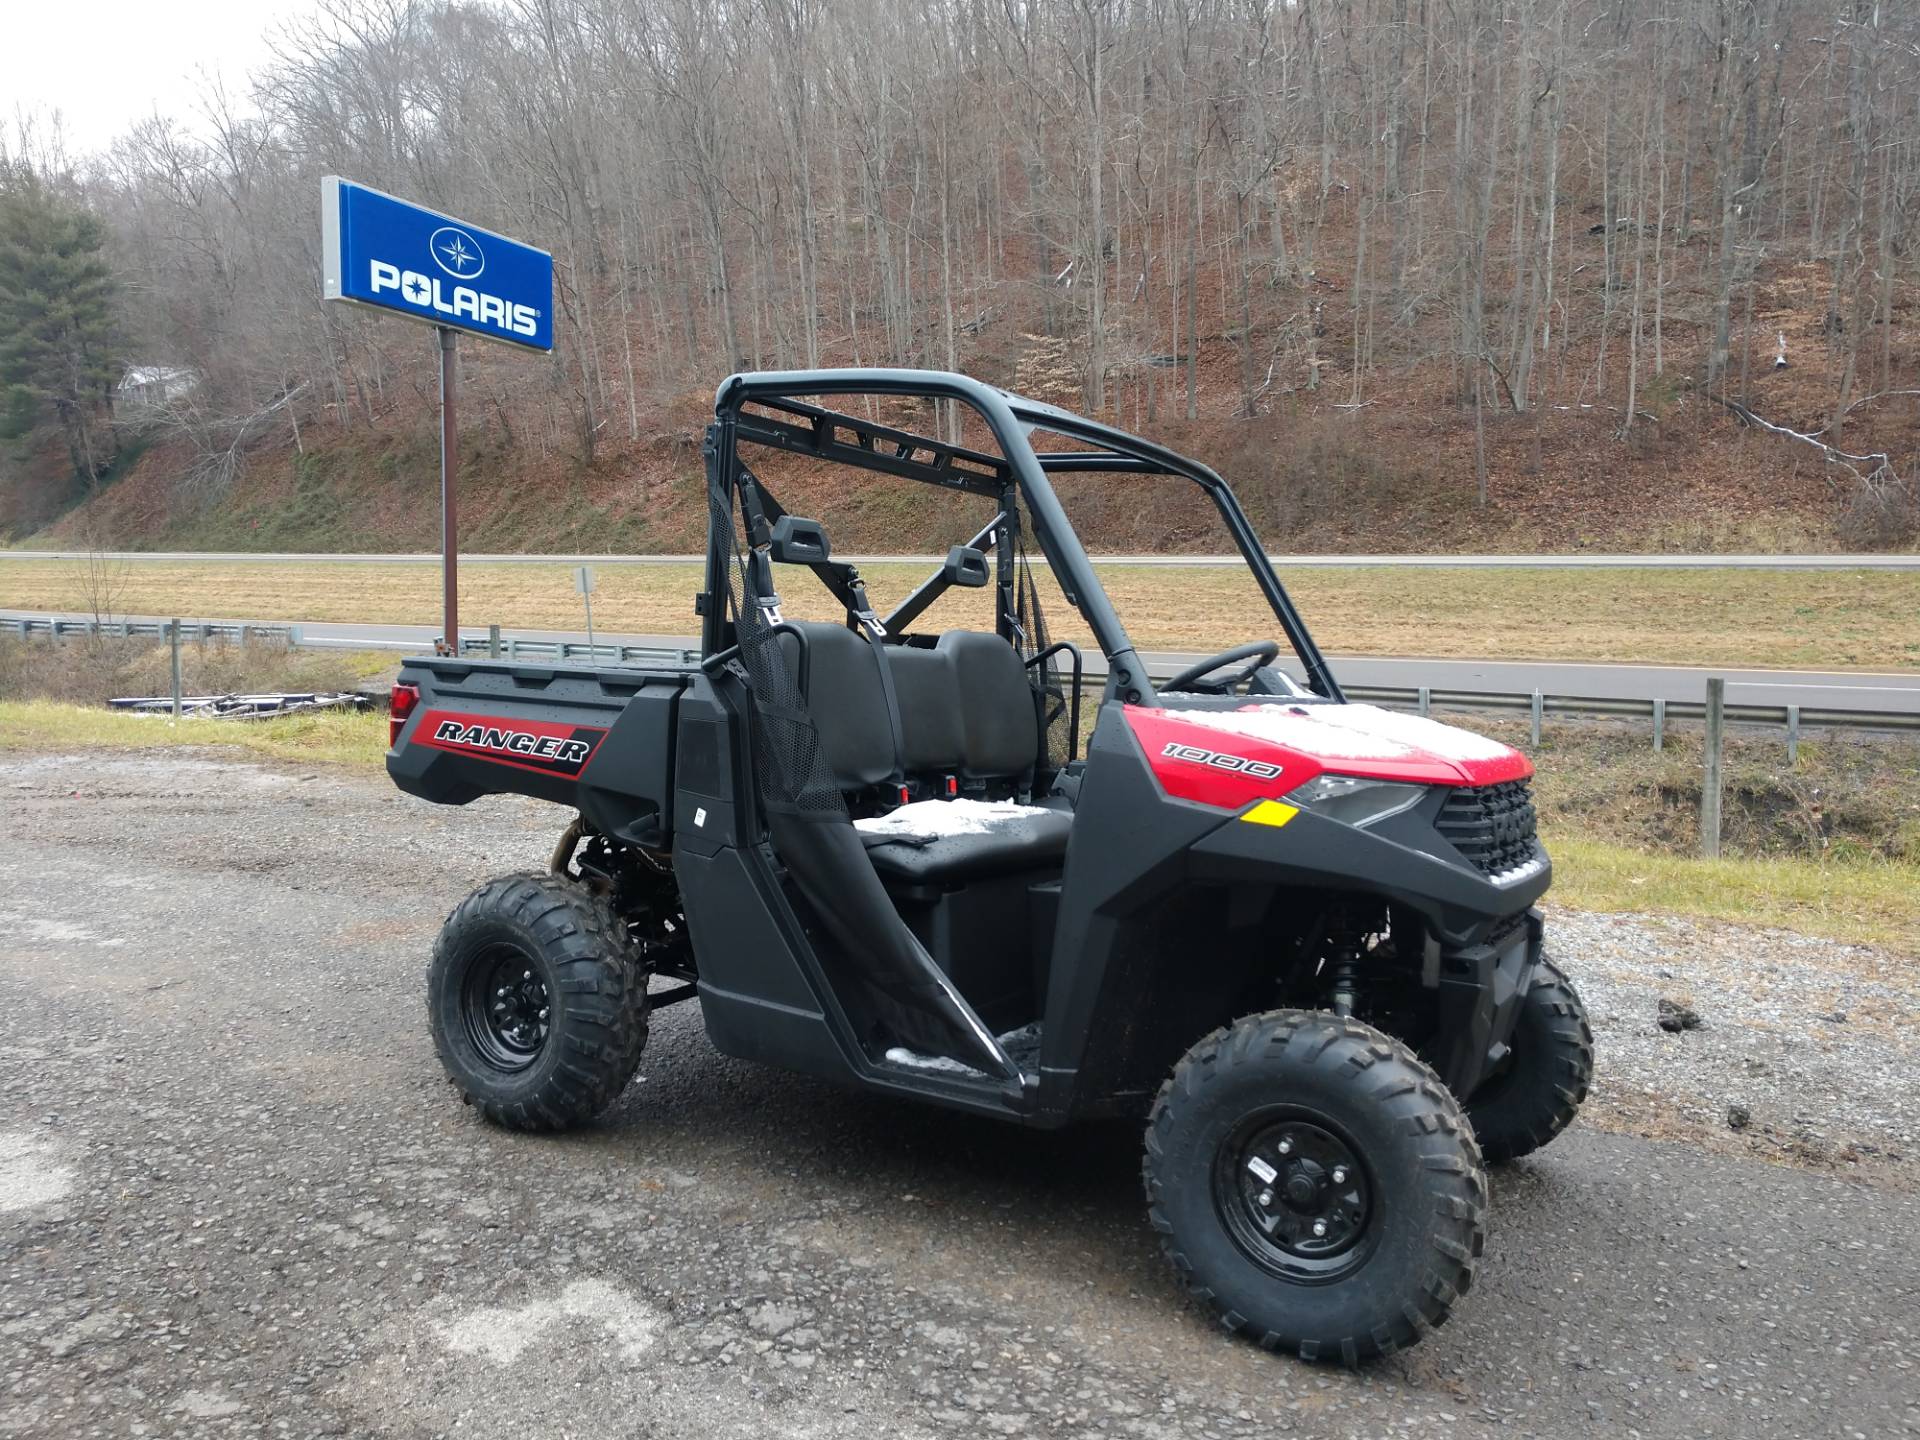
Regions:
[[1464, 958, 1593, 1164], [1143, 1010, 1486, 1365], [428, 872, 648, 1132]]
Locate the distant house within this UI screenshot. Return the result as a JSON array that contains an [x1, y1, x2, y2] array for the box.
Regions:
[[116, 364, 197, 412]]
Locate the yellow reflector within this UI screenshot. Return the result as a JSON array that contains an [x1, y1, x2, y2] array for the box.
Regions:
[[1240, 800, 1299, 828]]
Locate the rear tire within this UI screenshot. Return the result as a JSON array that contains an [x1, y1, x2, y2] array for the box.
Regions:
[[1465, 958, 1593, 1164], [1143, 1010, 1486, 1365], [428, 872, 648, 1132]]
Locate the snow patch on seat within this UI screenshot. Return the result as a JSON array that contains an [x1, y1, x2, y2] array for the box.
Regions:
[[853, 797, 1038, 842]]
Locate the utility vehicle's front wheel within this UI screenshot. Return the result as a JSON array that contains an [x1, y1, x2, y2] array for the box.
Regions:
[[1465, 957, 1593, 1164], [428, 872, 648, 1132], [1143, 1010, 1486, 1364]]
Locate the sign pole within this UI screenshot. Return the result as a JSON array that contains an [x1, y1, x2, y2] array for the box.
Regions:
[[321, 175, 551, 660], [438, 325, 459, 653]]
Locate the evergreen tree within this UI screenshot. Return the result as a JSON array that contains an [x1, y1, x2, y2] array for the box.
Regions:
[[0, 160, 118, 485]]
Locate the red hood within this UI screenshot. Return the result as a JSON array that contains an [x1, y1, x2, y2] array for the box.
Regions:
[[1126, 702, 1531, 811]]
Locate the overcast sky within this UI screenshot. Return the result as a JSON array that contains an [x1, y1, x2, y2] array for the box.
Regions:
[[5, 0, 322, 158]]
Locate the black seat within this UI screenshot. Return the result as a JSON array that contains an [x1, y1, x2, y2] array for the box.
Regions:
[[779, 620, 1068, 885], [857, 802, 1071, 883]]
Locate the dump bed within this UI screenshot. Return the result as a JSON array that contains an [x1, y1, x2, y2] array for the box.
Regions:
[[387, 653, 695, 849]]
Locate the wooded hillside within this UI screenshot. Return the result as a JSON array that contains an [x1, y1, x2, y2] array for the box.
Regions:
[[4, 0, 1918, 551]]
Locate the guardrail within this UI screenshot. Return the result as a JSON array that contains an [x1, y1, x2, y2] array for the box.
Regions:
[[1333, 684, 1919, 762], [7, 616, 296, 646], [10, 614, 1912, 756]]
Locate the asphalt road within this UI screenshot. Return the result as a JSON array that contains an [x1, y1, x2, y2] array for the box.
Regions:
[[2, 753, 1917, 1438], [6, 549, 1920, 568], [8, 607, 1915, 714]]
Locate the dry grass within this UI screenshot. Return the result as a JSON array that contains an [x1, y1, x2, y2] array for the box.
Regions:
[[0, 635, 393, 706], [3, 557, 1915, 669], [0, 700, 388, 768], [1542, 837, 1917, 954]]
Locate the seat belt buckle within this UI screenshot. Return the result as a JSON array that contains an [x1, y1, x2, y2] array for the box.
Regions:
[[943, 775, 958, 797], [896, 784, 912, 807]]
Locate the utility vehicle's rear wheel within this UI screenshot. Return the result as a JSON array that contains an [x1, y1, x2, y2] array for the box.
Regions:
[[428, 872, 648, 1132], [1465, 957, 1593, 1164], [1143, 1010, 1486, 1364]]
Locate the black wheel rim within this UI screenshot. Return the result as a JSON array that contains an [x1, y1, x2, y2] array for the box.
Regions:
[[1211, 1109, 1378, 1284], [462, 943, 552, 1072]]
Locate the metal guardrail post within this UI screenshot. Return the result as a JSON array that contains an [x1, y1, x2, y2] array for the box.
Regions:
[[169, 619, 184, 723], [1701, 678, 1725, 859], [1652, 698, 1665, 751], [1786, 704, 1800, 765], [1417, 686, 1431, 716], [489, 624, 501, 659], [1529, 689, 1543, 747]]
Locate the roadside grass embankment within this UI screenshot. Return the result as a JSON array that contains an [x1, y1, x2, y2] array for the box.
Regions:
[[3, 556, 1916, 669]]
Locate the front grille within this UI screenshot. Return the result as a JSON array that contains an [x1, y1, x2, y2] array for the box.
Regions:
[[1436, 779, 1539, 878]]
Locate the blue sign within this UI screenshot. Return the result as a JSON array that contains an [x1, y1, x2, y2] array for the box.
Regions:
[[321, 177, 553, 352]]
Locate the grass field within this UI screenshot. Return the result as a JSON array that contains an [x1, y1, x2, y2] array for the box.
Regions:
[[3, 556, 1916, 668], [1, 700, 1912, 952]]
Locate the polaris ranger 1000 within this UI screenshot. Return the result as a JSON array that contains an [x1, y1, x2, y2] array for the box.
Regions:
[[387, 369, 1593, 1362]]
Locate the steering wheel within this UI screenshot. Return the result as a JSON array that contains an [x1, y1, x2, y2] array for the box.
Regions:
[[1160, 640, 1282, 695]]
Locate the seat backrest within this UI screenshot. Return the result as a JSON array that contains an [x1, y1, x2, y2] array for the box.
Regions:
[[778, 621, 894, 790], [886, 644, 966, 775], [937, 630, 1040, 782], [777, 622, 1039, 797]]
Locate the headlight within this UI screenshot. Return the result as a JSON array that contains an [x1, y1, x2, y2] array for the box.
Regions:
[[1286, 774, 1427, 829]]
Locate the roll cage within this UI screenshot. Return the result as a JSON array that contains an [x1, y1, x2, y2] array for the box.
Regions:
[[700, 368, 1345, 706]]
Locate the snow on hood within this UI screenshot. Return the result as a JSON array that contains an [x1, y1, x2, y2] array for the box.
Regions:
[[1170, 703, 1514, 764]]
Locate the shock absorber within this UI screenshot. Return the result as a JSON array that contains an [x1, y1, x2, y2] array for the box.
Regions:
[[1324, 907, 1367, 1019]]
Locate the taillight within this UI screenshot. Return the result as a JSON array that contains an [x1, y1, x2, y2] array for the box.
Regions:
[[389, 682, 420, 746]]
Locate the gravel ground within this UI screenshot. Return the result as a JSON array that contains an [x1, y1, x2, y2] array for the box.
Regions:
[[1, 750, 1917, 1439], [1544, 909, 1919, 1186]]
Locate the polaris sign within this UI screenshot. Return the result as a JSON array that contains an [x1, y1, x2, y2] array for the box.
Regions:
[[321, 177, 552, 351]]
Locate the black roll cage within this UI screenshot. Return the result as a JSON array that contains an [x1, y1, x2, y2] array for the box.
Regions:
[[703, 368, 1344, 706]]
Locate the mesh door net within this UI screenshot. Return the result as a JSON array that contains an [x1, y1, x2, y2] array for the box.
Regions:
[[707, 463, 1015, 1081]]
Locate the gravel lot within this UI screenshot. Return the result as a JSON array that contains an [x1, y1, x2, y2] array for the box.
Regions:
[[2, 750, 1917, 1439]]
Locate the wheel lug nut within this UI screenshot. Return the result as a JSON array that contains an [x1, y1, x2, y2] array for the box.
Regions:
[[1277, 1138, 1293, 1155], [1312, 1219, 1328, 1237], [1332, 1167, 1347, 1184], [1257, 1189, 1273, 1208]]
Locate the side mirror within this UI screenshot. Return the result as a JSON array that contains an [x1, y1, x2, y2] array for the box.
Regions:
[[942, 544, 990, 588], [770, 515, 831, 565]]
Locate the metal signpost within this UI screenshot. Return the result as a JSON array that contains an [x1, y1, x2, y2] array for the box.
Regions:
[[574, 564, 597, 655], [320, 177, 552, 652]]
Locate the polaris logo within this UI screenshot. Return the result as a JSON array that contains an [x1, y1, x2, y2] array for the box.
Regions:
[[429, 225, 485, 279], [1161, 741, 1283, 781], [368, 259, 540, 338]]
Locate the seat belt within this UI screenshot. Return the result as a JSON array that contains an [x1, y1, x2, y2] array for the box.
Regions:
[[844, 575, 913, 807]]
